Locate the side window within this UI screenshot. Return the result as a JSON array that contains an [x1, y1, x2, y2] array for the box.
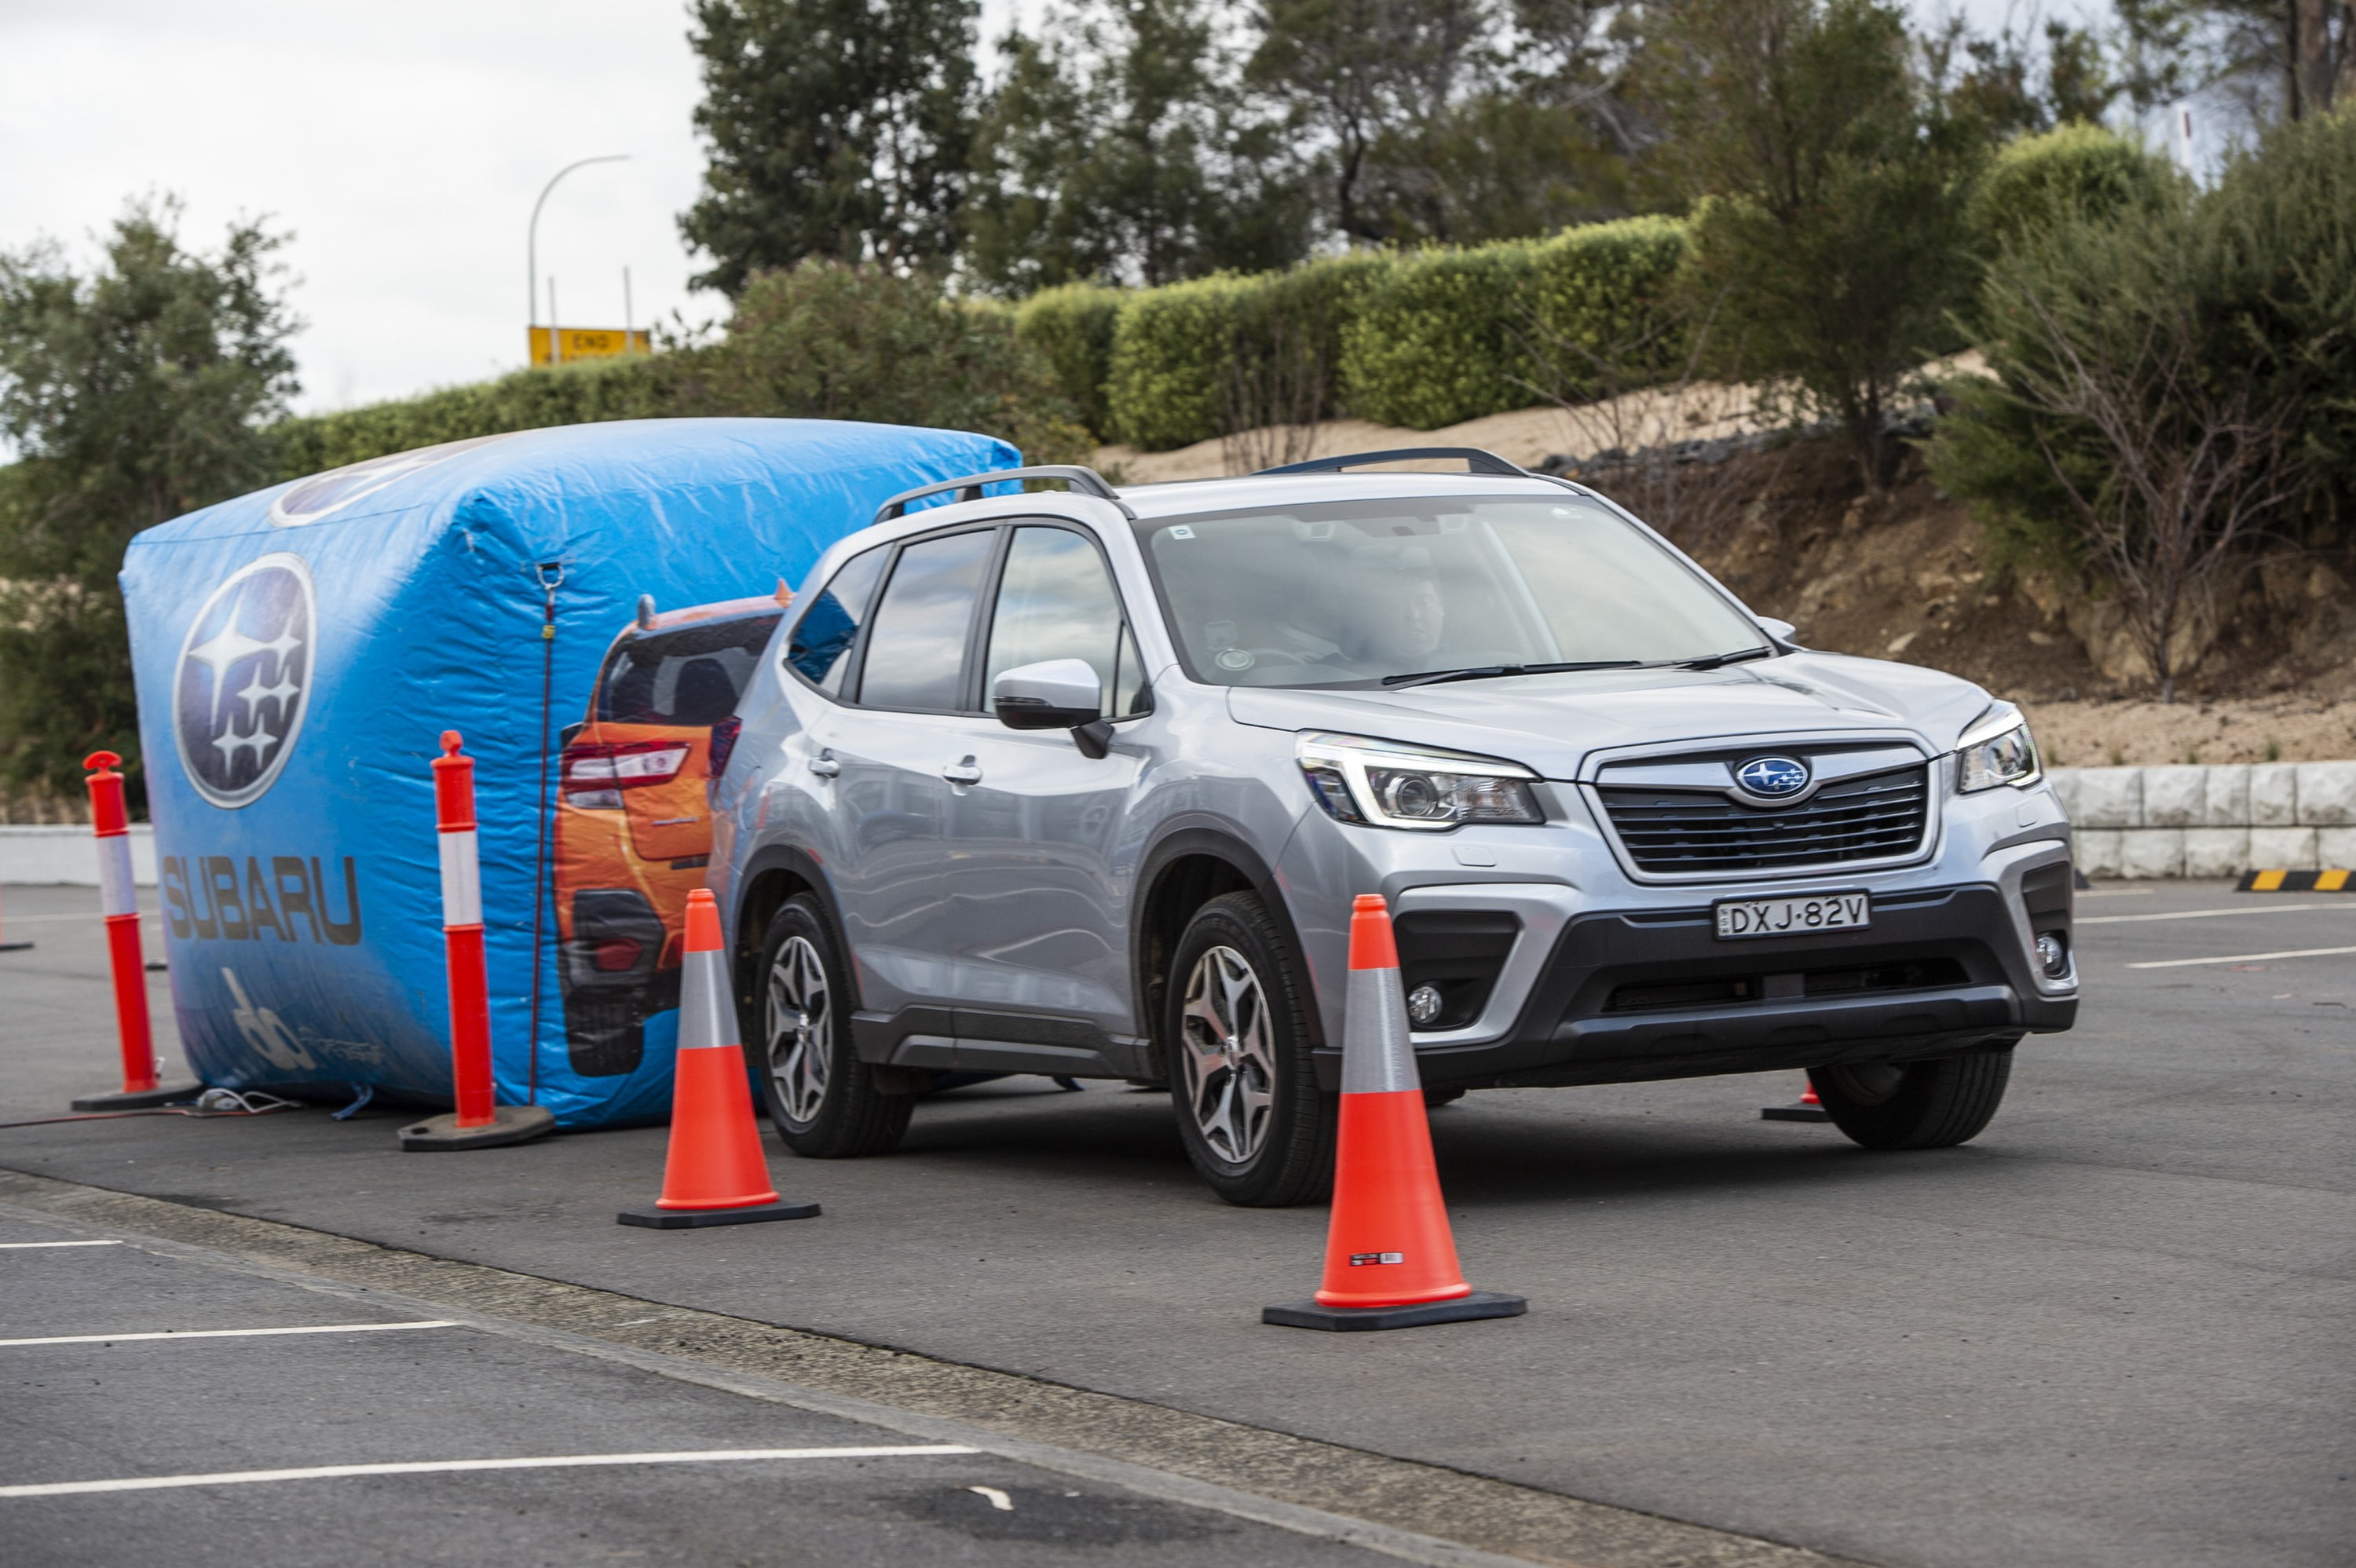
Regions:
[[985, 526, 1148, 718], [785, 544, 890, 696], [856, 528, 997, 711]]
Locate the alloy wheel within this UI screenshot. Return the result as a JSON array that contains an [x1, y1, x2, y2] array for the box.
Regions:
[[1178, 945, 1276, 1165], [766, 934, 831, 1125]]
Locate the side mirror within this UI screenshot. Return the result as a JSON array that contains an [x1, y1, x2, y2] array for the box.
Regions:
[[993, 659, 1114, 760], [1758, 618, 1797, 645], [993, 657, 1103, 730]]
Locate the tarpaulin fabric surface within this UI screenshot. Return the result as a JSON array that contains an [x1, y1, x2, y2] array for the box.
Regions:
[[123, 418, 1017, 1127]]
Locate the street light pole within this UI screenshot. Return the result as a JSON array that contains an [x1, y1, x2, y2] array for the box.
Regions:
[[528, 154, 629, 363]]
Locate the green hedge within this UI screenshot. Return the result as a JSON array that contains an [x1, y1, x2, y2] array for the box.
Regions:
[[272, 355, 671, 477], [1338, 217, 1692, 431], [1015, 283, 1124, 442], [1103, 252, 1390, 451], [1968, 122, 2175, 252]]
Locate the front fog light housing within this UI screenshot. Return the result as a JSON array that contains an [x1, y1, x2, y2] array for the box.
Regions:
[[2035, 930, 2069, 978], [1956, 701, 2042, 792], [1295, 733, 1544, 831], [1406, 984, 1446, 1026]]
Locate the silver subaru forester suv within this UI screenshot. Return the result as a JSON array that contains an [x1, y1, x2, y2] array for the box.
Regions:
[[711, 450, 2076, 1205]]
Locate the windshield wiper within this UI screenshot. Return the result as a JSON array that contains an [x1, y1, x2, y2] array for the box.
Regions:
[[1381, 660, 1642, 690], [1672, 646, 1774, 671]]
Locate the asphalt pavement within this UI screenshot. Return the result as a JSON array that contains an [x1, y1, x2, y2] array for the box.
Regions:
[[0, 878, 2349, 1568]]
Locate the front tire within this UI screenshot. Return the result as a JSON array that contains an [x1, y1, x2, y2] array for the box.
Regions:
[[1812, 1047, 2013, 1150], [751, 894, 910, 1159], [1164, 891, 1335, 1207]]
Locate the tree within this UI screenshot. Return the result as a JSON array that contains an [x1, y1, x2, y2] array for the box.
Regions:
[[0, 199, 299, 805], [680, 0, 981, 294], [964, 0, 1315, 294], [1649, 0, 1984, 490], [1930, 196, 2303, 702], [1246, 0, 1498, 243]]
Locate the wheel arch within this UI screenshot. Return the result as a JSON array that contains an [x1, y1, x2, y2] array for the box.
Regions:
[[730, 844, 862, 1040], [1132, 826, 1325, 1076]]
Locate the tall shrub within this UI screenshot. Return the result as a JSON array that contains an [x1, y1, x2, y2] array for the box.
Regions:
[[1015, 282, 1125, 440], [1341, 243, 1540, 429], [1966, 122, 2175, 251]]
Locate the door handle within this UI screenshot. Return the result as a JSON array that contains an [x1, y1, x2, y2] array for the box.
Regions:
[[941, 756, 982, 786], [807, 750, 840, 778]]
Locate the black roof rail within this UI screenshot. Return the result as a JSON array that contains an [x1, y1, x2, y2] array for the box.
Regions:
[[1255, 447, 1527, 478], [872, 465, 1134, 526]]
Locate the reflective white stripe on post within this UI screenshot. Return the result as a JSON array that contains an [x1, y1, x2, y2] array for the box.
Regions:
[[437, 828, 481, 930], [96, 832, 137, 920]]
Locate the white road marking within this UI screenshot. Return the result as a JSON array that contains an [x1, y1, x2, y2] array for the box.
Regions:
[[2081, 903, 2352, 926], [0, 1241, 121, 1250], [2077, 887, 2154, 898], [965, 1485, 1015, 1510], [0, 1446, 979, 1499], [2127, 945, 2356, 970], [0, 1320, 458, 1347]]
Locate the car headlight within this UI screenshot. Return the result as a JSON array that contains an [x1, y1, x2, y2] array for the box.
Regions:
[[1955, 702, 2041, 792], [1296, 733, 1545, 830]]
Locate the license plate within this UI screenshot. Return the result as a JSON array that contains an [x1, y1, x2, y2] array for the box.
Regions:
[[1713, 892, 1871, 940]]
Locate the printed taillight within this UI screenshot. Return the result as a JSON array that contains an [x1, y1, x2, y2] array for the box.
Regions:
[[708, 718, 743, 782], [591, 938, 643, 973], [562, 740, 693, 810]]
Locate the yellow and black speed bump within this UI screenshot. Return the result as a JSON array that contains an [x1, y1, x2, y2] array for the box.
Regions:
[[2237, 869, 2355, 892]]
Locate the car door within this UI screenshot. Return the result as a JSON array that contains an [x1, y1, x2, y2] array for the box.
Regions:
[[817, 525, 1004, 1031], [946, 523, 1153, 1061]]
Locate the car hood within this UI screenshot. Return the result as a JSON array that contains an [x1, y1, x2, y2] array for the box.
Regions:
[[1224, 652, 1992, 779]]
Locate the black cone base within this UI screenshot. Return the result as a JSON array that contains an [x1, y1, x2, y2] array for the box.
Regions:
[[1263, 1289, 1526, 1332], [1762, 1103, 1831, 1122], [398, 1105, 558, 1150], [71, 1083, 202, 1111], [0, 939, 33, 952], [617, 1200, 821, 1230]]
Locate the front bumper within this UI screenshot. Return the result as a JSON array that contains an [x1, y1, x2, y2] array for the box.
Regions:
[[1311, 879, 2076, 1091]]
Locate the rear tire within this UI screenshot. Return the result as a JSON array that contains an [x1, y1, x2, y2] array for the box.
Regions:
[[1812, 1047, 2013, 1150], [1164, 891, 1335, 1207], [750, 894, 911, 1159]]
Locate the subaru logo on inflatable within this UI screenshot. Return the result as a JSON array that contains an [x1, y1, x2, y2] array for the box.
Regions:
[[173, 554, 315, 809], [1736, 755, 1810, 799]]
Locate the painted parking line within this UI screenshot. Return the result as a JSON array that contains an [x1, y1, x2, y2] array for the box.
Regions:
[[0, 1240, 122, 1250], [0, 1445, 979, 1499], [2126, 944, 2356, 970], [0, 1320, 457, 1347], [2080, 903, 2355, 926]]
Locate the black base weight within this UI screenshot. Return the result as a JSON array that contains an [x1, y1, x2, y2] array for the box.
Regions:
[[1762, 1104, 1831, 1122], [71, 1083, 202, 1111], [1263, 1289, 1526, 1332], [0, 939, 32, 952], [617, 1200, 821, 1230], [397, 1105, 558, 1150]]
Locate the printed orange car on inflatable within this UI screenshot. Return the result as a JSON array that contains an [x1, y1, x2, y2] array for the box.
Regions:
[[554, 589, 786, 1076]]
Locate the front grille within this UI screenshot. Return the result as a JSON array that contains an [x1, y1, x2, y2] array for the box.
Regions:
[[1598, 763, 1930, 875]]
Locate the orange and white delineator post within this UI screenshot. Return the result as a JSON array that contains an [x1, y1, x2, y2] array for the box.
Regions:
[[397, 732, 554, 1150], [1264, 894, 1524, 1330], [618, 888, 818, 1228], [68, 752, 196, 1110]]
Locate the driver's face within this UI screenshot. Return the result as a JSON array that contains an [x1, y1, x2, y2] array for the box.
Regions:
[[1368, 578, 1444, 663]]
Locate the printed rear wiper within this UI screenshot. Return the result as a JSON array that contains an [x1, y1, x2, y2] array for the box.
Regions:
[[1671, 646, 1774, 671], [1381, 660, 1642, 690]]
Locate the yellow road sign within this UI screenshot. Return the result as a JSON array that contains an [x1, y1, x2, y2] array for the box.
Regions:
[[529, 327, 651, 366]]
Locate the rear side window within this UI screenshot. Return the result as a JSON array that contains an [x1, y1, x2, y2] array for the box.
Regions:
[[785, 544, 890, 695], [598, 614, 781, 726], [857, 529, 997, 711], [986, 526, 1148, 718]]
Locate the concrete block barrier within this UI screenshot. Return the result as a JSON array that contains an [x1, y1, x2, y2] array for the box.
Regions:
[[0, 825, 157, 886], [2049, 763, 2356, 876]]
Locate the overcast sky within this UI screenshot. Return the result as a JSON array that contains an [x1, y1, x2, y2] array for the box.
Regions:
[[2, 0, 2101, 420]]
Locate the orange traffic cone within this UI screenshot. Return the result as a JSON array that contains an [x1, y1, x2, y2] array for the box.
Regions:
[[1264, 894, 1524, 1331], [618, 890, 819, 1230], [1762, 1072, 1831, 1123]]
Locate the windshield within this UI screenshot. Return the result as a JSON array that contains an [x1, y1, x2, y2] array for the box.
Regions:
[[1138, 495, 1763, 689]]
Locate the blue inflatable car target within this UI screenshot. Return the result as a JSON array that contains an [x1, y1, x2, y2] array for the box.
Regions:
[[123, 418, 1017, 1127]]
